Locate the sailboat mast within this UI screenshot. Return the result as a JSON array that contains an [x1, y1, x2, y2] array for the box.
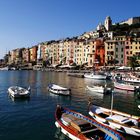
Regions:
[[110, 91, 114, 116]]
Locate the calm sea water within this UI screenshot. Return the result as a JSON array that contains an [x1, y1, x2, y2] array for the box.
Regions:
[[0, 70, 140, 140]]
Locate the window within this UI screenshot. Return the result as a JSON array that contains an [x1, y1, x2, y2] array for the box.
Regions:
[[108, 56, 109, 60], [90, 60, 92, 65], [121, 55, 123, 58], [116, 55, 118, 58], [126, 46, 129, 49], [121, 48, 123, 51], [127, 56, 130, 60], [130, 51, 132, 54], [116, 48, 118, 52]]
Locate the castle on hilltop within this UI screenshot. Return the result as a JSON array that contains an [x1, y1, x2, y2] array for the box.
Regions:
[[119, 16, 140, 25], [97, 16, 140, 32]]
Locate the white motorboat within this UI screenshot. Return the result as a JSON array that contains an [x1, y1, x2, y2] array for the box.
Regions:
[[48, 83, 71, 95], [0, 66, 9, 70], [86, 85, 104, 93], [55, 105, 125, 140], [114, 81, 140, 91], [122, 77, 140, 83], [84, 73, 107, 80], [86, 85, 112, 94], [8, 86, 30, 98]]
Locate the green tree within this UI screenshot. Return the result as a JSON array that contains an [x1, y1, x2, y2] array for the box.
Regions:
[[127, 55, 139, 71]]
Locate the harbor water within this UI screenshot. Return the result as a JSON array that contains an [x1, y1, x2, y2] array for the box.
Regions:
[[0, 70, 140, 140]]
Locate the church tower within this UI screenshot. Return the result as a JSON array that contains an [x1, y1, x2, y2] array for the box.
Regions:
[[104, 16, 112, 31]]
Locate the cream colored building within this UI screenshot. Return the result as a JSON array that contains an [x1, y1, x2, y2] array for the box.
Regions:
[[124, 37, 140, 65]]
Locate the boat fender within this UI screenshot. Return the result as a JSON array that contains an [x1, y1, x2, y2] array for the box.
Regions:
[[104, 121, 109, 125], [55, 121, 60, 128]]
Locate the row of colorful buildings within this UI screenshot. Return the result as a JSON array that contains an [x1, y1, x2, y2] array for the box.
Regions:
[[2, 16, 140, 68]]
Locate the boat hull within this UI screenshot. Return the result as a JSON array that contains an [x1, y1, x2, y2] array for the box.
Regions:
[[114, 82, 137, 91]]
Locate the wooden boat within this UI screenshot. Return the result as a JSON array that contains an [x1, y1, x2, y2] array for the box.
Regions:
[[84, 73, 107, 80], [114, 81, 140, 91], [86, 85, 112, 94], [55, 105, 125, 140], [48, 83, 71, 95], [8, 86, 30, 98], [89, 92, 140, 137]]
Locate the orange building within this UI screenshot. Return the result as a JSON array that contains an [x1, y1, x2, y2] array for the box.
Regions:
[[29, 46, 38, 63], [94, 39, 105, 66]]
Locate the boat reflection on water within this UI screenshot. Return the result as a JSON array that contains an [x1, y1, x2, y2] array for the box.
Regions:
[[114, 88, 134, 95], [85, 88, 104, 100], [9, 95, 30, 103], [84, 78, 107, 85], [54, 128, 67, 140]]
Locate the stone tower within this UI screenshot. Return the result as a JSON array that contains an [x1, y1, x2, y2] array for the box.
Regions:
[[104, 16, 112, 31]]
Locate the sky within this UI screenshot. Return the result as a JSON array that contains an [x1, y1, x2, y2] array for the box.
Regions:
[[0, 0, 140, 59]]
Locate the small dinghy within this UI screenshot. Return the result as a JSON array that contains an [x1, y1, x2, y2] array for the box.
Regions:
[[84, 73, 107, 80], [8, 86, 30, 98], [48, 83, 71, 95], [86, 85, 112, 94]]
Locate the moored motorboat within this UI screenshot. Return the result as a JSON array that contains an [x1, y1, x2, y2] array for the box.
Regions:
[[122, 77, 140, 83], [55, 105, 125, 140], [48, 83, 71, 95], [89, 104, 140, 136], [87, 85, 104, 93], [8, 86, 30, 98], [114, 81, 140, 91], [84, 73, 107, 80], [86, 85, 112, 94]]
